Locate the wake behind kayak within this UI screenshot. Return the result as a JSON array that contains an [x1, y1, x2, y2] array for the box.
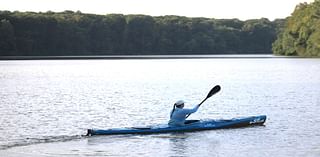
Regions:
[[87, 115, 266, 136]]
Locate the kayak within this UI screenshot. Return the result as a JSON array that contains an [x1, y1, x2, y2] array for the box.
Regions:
[[87, 115, 266, 136]]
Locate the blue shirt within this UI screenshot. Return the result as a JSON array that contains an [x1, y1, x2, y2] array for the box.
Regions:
[[168, 105, 200, 126]]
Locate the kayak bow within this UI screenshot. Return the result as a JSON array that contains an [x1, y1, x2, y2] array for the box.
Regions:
[[87, 115, 266, 136]]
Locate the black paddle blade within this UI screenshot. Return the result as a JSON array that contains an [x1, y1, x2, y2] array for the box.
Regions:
[[206, 85, 221, 98], [196, 85, 221, 108]]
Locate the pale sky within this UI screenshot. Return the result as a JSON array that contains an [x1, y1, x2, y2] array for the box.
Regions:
[[0, 0, 315, 20]]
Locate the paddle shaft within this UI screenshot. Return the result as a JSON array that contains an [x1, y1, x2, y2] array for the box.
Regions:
[[198, 97, 208, 107], [185, 97, 208, 118], [185, 85, 221, 118]]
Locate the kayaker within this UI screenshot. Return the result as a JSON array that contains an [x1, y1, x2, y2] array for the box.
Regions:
[[168, 100, 200, 126]]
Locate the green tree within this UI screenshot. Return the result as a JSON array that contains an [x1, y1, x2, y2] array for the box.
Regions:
[[273, 0, 320, 57], [0, 10, 282, 56], [155, 16, 193, 54], [242, 18, 276, 53], [124, 15, 156, 54], [0, 19, 16, 55]]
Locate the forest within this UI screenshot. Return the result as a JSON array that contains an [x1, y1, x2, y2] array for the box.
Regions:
[[0, 10, 283, 56], [273, 0, 320, 57]]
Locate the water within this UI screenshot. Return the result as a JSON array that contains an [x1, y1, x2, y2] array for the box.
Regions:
[[0, 58, 319, 157]]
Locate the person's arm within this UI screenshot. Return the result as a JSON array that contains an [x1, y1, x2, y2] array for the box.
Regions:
[[181, 105, 200, 114]]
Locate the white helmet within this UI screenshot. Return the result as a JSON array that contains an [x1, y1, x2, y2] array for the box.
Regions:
[[175, 100, 185, 106]]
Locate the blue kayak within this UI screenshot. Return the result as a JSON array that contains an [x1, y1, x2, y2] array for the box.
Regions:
[[87, 115, 266, 136]]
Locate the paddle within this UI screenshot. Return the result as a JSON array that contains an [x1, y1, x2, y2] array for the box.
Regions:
[[186, 85, 221, 118]]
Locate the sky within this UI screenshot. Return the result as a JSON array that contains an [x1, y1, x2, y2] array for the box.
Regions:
[[0, 0, 315, 20]]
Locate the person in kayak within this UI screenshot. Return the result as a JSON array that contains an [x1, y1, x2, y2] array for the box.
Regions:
[[168, 100, 200, 126]]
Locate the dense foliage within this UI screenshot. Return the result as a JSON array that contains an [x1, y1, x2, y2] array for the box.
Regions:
[[0, 11, 282, 56], [273, 0, 320, 57]]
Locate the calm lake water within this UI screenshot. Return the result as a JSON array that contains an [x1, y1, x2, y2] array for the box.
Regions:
[[0, 57, 319, 157]]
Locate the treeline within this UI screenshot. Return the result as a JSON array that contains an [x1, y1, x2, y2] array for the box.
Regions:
[[273, 0, 320, 57], [0, 11, 284, 56]]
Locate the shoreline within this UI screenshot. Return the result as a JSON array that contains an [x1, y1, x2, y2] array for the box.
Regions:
[[0, 54, 303, 60]]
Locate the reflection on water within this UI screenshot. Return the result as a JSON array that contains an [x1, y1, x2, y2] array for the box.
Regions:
[[168, 134, 189, 157], [0, 58, 320, 157], [155, 133, 190, 157]]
